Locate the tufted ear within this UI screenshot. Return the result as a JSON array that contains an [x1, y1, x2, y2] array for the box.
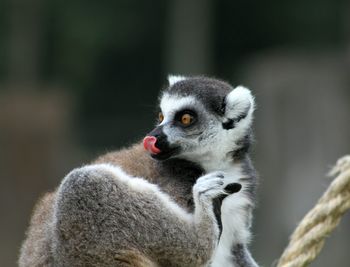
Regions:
[[167, 75, 187, 86], [222, 86, 255, 130]]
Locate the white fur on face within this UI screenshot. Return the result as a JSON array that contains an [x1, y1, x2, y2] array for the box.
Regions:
[[167, 75, 187, 86], [158, 88, 255, 171], [159, 94, 197, 125], [160, 94, 205, 151]]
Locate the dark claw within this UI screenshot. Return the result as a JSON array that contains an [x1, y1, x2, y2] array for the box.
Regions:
[[224, 183, 242, 194]]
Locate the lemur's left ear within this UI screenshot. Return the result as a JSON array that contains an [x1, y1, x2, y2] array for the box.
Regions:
[[222, 86, 255, 130], [167, 75, 187, 86]]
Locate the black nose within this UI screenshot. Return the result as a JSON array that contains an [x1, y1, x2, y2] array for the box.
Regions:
[[148, 125, 163, 138], [147, 126, 169, 150]]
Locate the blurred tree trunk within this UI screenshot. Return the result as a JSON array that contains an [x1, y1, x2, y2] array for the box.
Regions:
[[9, 0, 43, 85], [0, 1, 80, 266], [165, 0, 214, 75]]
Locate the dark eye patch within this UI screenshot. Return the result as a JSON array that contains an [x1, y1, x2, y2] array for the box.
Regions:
[[174, 109, 197, 127]]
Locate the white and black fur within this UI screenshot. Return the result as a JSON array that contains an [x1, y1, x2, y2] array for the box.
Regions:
[[157, 76, 258, 266], [19, 76, 259, 267]]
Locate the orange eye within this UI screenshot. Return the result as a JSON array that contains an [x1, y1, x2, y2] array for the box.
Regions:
[[159, 112, 164, 123], [181, 114, 193, 126]]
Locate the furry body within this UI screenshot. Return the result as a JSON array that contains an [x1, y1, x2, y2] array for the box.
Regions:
[[19, 76, 259, 267]]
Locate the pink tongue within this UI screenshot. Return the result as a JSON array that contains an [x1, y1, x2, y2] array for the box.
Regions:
[[143, 136, 161, 154]]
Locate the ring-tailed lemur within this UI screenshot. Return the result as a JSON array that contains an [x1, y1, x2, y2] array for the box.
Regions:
[[19, 76, 259, 267]]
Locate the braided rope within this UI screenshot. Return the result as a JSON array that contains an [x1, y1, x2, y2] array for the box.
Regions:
[[277, 155, 350, 267]]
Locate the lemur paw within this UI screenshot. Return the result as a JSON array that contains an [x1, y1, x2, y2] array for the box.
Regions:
[[193, 172, 241, 200]]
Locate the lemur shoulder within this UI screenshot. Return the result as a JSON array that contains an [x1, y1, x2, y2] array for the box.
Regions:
[[19, 76, 259, 267]]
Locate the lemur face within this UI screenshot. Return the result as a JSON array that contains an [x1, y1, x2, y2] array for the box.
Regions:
[[143, 76, 255, 164]]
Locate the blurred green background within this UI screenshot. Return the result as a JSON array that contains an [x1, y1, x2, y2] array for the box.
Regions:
[[1, 0, 350, 266]]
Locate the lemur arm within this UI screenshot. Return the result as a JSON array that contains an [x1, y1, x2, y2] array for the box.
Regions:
[[211, 172, 259, 267], [211, 193, 259, 267]]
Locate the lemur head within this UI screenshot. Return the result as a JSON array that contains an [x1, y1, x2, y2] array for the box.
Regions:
[[143, 75, 255, 169]]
